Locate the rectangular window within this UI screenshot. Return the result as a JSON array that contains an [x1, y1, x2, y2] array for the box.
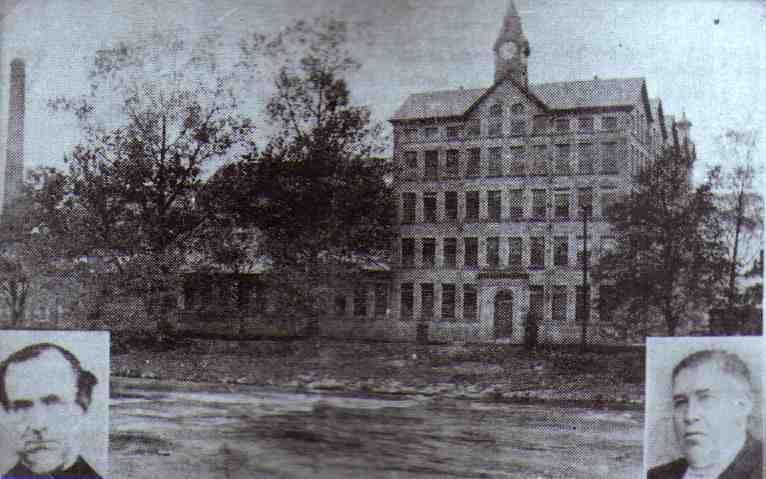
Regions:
[[576, 241, 591, 266], [510, 146, 525, 176], [552, 286, 567, 321], [533, 115, 547, 132], [422, 238, 436, 267], [600, 190, 618, 218], [401, 238, 415, 267], [488, 120, 503, 137], [509, 237, 523, 267], [445, 191, 458, 221], [578, 187, 593, 216], [402, 129, 418, 142], [402, 193, 416, 223], [602, 142, 618, 174], [423, 192, 437, 223], [464, 237, 478, 267], [530, 237, 545, 268], [445, 150, 459, 177], [555, 144, 571, 174], [491, 103, 504, 116], [487, 237, 500, 267], [532, 189, 546, 220], [510, 119, 526, 135], [529, 286, 544, 322], [602, 116, 618, 130], [554, 191, 569, 219], [446, 126, 461, 139], [335, 295, 347, 316], [404, 151, 417, 169], [444, 238, 457, 268], [424, 127, 438, 138], [598, 285, 616, 322], [354, 285, 367, 317], [578, 116, 594, 132], [463, 285, 477, 322], [488, 147, 503, 176], [554, 236, 569, 266], [575, 286, 587, 323], [555, 118, 570, 132], [529, 236, 545, 268], [488, 190, 501, 221], [509, 189, 524, 220], [374, 283, 387, 318], [531, 145, 547, 175], [420, 283, 434, 320], [467, 120, 481, 137], [466, 148, 481, 177], [441, 284, 455, 320], [577, 143, 594, 174], [424, 150, 439, 179], [400, 283, 413, 320], [465, 191, 479, 221]]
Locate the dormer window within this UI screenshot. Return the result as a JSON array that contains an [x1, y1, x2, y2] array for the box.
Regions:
[[511, 102, 525, 114], [490, 103, 503, 117]]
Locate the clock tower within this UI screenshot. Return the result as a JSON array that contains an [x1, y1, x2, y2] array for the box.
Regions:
[[493, 0, 530, 86]]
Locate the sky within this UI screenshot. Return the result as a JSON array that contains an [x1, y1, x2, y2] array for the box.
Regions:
[[0, 0, 764, 184]]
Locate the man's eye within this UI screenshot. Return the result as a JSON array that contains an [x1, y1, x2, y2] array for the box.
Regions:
[[673, 399, 688, 408], [42, 395, 61, 405], [10, 400, 33, 412]]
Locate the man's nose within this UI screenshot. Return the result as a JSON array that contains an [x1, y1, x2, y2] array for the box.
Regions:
[[23, 405, 49, 436], [684, 398, 702, 424]]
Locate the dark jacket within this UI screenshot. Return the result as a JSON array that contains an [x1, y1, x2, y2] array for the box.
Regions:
[[2, 455, 103, 479], [648, 436, 763, 479]]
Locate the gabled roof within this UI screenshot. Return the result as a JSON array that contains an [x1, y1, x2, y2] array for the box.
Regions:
[[391, 77, 648, 122], [530, 77, 646, 111]]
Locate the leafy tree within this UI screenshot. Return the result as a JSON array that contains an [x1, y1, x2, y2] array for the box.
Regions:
[[595, 146, 728, 336], [207, 19, 395, 320], [46, 29, 256, 332], [707, 128, 763, 310]]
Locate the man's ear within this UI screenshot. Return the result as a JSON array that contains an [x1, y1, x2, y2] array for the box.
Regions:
[[735, 391, 753, 418]]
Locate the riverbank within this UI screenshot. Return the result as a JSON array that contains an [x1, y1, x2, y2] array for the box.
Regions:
[[111, 337, 645, 407]]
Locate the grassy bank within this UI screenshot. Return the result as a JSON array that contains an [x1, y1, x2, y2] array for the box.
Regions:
[[111, 335, 645, 407]]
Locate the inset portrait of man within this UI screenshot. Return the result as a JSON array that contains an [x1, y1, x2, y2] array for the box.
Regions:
[[645, 337, 764, 479], [0, 331, 108, 479]]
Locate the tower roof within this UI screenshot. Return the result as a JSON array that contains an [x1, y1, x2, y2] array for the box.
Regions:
[[494, 0, 528, 51]]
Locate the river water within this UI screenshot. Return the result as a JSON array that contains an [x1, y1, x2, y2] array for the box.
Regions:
[[110, 378, 643, 479]]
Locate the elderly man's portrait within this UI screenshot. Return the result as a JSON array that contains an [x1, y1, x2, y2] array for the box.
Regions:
[[645, 337, 764, 479], [0, 331, 108, 479]]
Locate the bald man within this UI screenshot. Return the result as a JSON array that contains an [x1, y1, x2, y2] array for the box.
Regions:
[[648, 349, 762, 479]]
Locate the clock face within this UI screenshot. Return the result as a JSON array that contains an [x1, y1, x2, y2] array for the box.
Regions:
[[499, 41, 517, 60]]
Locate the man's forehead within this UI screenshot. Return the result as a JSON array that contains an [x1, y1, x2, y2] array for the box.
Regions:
[[673, 361, 748, 393], [4, 349, 78, 397]]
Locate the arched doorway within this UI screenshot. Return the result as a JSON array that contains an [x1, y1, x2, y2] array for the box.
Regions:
[[494, 290, 514, 339]]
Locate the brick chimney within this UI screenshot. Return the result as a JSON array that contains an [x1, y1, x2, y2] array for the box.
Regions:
[[3, 58, 25, 214]]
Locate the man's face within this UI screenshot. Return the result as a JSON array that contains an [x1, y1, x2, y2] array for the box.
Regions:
[[672, 361, 753, 469], [3, 350, 86, 474]]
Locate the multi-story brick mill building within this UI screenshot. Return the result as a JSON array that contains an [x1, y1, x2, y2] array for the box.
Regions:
[[381, 0, 694, 343]]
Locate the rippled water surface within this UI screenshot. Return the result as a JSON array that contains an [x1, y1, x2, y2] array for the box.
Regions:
[[110, 379, 643, 478]]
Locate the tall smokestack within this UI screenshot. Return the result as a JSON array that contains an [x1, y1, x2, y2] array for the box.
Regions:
[[3, 57, 24, 214]]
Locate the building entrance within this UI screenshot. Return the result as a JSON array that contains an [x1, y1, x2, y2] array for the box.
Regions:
[[493, 290, 514, 339]]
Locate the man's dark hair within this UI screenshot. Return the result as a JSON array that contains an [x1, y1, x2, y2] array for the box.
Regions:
[[672, 349, 753, 393], [0, 342, 98, 412]]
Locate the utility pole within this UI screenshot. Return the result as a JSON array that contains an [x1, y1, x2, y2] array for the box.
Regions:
[[579, 202, 591, 352]]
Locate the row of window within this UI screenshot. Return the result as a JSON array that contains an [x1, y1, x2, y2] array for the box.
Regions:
[[400, 282, 617, 322], [399, 115, 623, 143], [401, 235, 613, 269], [400, 142, 624, 179], [400, 187, 619, 224], [339, 283, 389, 319]]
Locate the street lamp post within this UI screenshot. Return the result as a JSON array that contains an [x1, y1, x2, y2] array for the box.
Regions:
[[580, 203, 591, 352]]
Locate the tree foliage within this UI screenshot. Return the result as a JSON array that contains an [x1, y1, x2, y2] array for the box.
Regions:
[[595, 146, 729, 336], [45, 29, 256, 330]]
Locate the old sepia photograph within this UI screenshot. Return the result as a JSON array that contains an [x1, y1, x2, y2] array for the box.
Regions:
[[0, 330, 109, 478], [644, 337, 764, 479], [0, 0, 763, 477]]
